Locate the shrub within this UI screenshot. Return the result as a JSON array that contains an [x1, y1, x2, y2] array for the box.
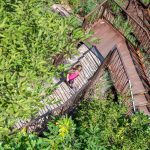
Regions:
[[0, 0, 88, 138]]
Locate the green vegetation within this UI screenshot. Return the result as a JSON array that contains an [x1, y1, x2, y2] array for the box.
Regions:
[[1, 99, 150, 149], [68, 0, 125, 16], [67, 0, 104, 16], [0, 117, 78, 150], [1, 0, 150, 149], [109, 0, 138, 45], [140, 0, 150, 6], [74, 99, 150, 149], [0, 0, 88, 138], [1, 72, 150, 149], [113, 16, 138, 45]]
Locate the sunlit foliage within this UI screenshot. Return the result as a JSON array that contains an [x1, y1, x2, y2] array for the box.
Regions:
[[0, 0, 87, 138]]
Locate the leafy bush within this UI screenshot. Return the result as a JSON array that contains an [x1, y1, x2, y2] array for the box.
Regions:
[[69, 0, 104, 16], [0, 116, 80, 150], [74, 98, 150, 149], [108, 0, 138, 45], [113, 16, 138, 45], [1, 99, 150, 150], [0, 0, 88, 138]]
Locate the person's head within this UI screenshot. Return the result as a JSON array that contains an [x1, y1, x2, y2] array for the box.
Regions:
[[75, 64, 82, 72]]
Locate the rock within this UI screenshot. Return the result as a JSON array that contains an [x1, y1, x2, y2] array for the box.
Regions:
[[51, 4, 71, 17]]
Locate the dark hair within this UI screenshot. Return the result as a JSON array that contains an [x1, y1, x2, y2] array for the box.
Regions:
[[75, 64, 82, 71]]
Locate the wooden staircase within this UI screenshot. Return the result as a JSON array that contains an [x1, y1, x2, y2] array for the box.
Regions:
[[15, 43, 103, 131], [88, 19, 150, 116], [15, 0, 150, 132]]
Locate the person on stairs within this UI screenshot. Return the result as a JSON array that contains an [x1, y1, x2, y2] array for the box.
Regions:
[[66, 64, 82, 89]]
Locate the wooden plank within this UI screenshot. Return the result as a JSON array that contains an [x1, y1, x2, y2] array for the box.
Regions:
[[88, 19, 150, 116]]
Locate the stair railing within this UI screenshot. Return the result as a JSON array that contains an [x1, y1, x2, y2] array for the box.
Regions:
[[83, 0, 150, 54], [126, 42, 150, 104], [107, 46, 136, 114], [82, 0, 107, 29], [129, 80, 136, 112], [130, 0, 149, 32], [14, 43, 105, 132]]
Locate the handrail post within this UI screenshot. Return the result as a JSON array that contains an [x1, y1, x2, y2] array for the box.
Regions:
[[82, 0, 108, 30], [100, 2, 107, 19], [82, 18, 86, 29], [129, 80, 136, 112]]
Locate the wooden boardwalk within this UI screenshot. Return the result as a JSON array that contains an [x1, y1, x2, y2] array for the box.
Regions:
[[15, 20, 150, 131], [88, 19, 150, 115], [13, 1, 150, 131], [15, 43, 103, 130]]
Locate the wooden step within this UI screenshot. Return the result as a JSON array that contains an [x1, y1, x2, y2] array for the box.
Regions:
[[88, 20, 150, 116]]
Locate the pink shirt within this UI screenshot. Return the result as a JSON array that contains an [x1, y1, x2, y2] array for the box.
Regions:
[[68, 71, 79, 81]]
